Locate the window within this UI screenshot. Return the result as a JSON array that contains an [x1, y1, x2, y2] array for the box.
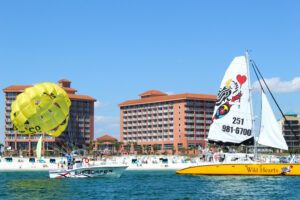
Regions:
[[45, 142, 54, 150], [154, 144, 162, 150], [164, 144, 173, 150], [8, 142, 15, 150], [17, 142, 29, 150]]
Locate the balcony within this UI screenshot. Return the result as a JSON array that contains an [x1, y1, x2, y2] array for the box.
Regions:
[[186, 125, 194, 128], [17, 135, 29, 139], [186, 137, 195, 140], [186, 114, 194, 117], [5, 135, 15, 139], [186, 131, 194, 134]]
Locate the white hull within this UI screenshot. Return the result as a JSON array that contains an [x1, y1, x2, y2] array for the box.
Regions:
[[49, 165, 128, 178]]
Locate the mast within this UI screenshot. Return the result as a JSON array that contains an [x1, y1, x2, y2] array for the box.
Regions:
[[245, 51, 257, 159]]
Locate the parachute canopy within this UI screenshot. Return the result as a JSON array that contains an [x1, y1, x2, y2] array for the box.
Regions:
[[11, 82, 71, 137]]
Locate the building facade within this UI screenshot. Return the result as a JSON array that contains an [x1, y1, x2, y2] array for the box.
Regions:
[[3, 79, 96, 156], [279, 112, 300, 150], [119, 90, 217, 154], [94, 135, 118, 155]]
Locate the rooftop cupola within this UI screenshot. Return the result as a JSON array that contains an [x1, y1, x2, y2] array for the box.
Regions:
[[58, 79, 71, 88], [139, 90, 168, 99]]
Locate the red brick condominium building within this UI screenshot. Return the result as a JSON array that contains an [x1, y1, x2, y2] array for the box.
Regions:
[[119, 90, 217, 154], [3, 79, 96, 156]]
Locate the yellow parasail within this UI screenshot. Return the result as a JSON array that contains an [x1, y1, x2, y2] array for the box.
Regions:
[[11, 82, 71, 137]]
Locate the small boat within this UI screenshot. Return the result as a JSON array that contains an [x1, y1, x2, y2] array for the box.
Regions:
[[177, 52, 300, 176], [49, 158, 128, 178]]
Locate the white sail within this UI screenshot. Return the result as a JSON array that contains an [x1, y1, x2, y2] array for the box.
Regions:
[[258, 91, 288, 150], [208, 56, 253, 143]]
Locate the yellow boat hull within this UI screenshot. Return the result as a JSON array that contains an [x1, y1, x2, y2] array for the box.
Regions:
[[176, 163, 300, 176]]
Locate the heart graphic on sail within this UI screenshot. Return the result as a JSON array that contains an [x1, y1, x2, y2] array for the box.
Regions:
[[237, 75, 247, 85]]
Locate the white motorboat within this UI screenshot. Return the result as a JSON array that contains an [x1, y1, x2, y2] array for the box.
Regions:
[[49, 158, 128, 178]]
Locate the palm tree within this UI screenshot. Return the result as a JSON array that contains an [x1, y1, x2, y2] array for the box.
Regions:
[[123, 142, 129, 154], [133, 142, 138, 153], [189, 146, 198, 155], [32, 146, 37, 157], [143, 144, 147, 154], [147, 144, 152, 154], [97, 140, 105, 154], [172, 146, 176, 155], [152, 144, 159, 155], [110, 142, 115, 155], [127, 142, 132, 154], [113, 141, 123, 155], [109, 140, 119, 155], [178, 147, 187, 155], [92, 150, 99, 159], [90, 140, 95, 152]]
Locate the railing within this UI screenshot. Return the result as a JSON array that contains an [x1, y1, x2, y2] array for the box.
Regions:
[[186, 125, 194, 128], [186, 131, 194, 134], [186, 137, 195, 140], [17, 135, 29, 139], [186, 114, 194, 117]]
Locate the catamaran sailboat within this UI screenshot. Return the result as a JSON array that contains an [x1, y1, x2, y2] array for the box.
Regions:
[[176, 52, 300, 176]]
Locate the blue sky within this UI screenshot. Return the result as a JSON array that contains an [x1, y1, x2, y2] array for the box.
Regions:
[[0, 1, 299, 142]]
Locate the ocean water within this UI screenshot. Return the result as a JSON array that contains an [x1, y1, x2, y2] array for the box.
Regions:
[[0, 170, 300, 200]]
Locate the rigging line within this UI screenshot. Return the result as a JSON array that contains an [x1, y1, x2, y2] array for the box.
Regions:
[[251, 60, 298, 153], [55, 136, 69, 153], [53, 142, 67, 155], [53, 137, 70, 155], [251, 61, 265, 93]]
